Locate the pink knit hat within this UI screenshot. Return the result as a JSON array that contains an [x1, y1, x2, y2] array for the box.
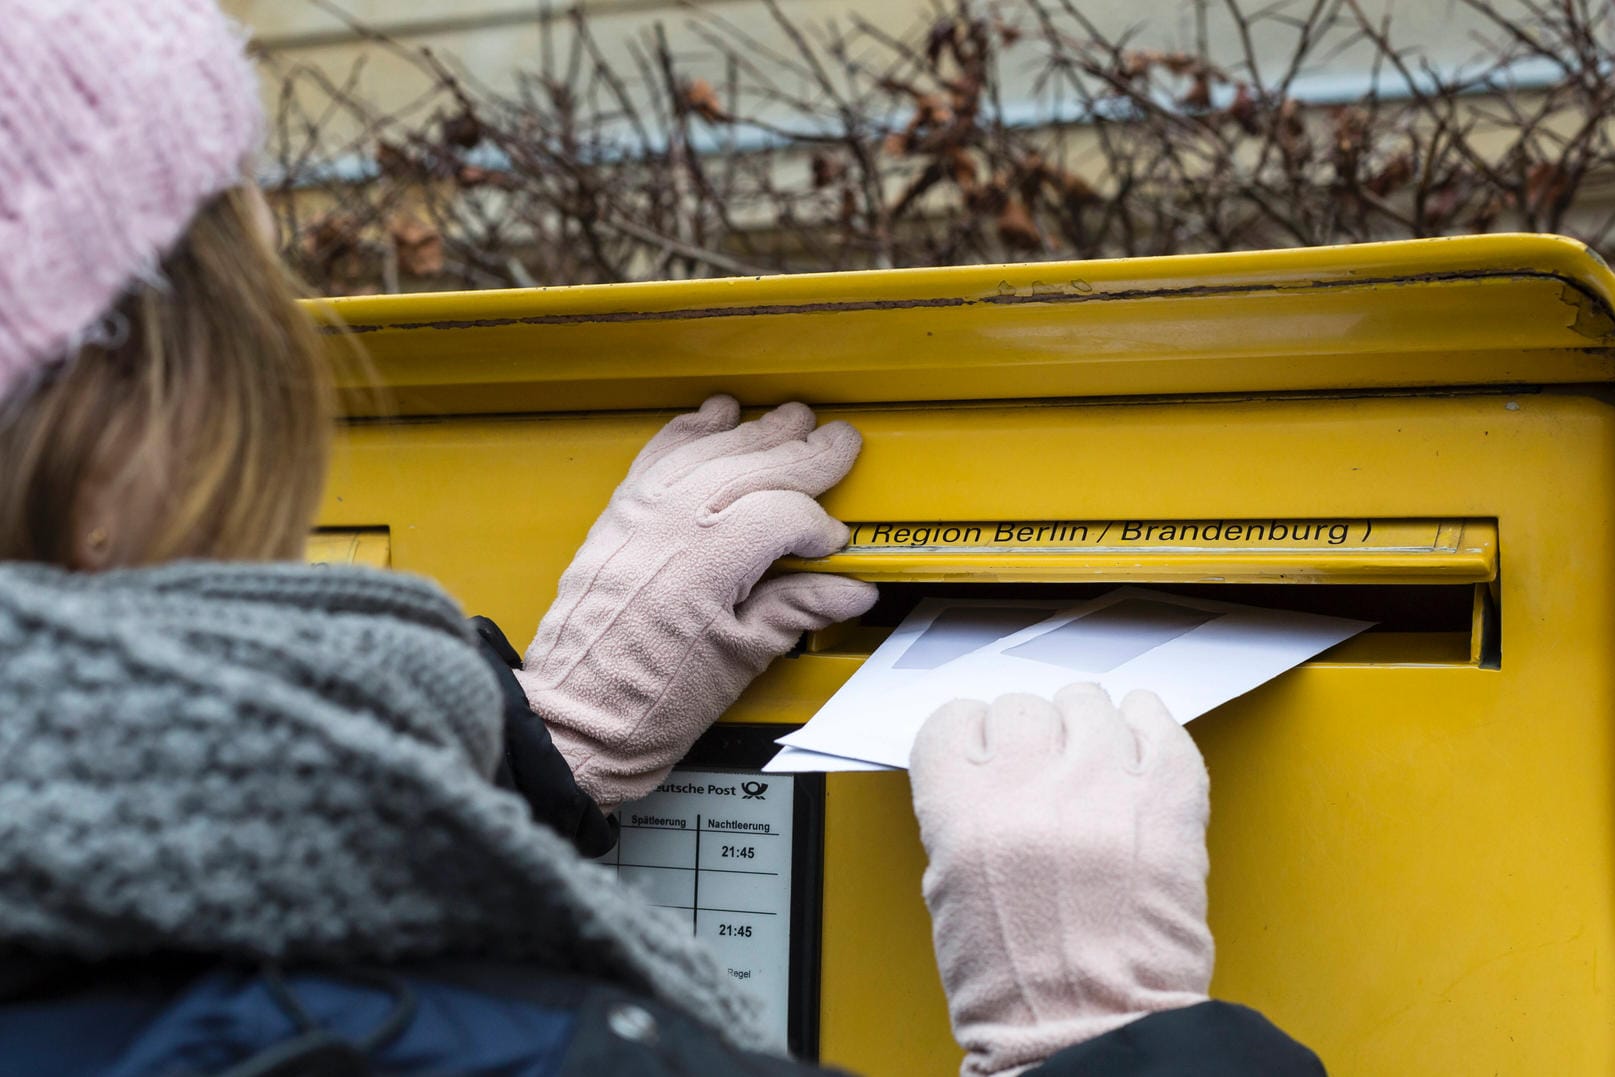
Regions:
[[0, 0, 263, 404]]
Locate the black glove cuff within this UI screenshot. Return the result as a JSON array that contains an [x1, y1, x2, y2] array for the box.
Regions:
[[470, 616, 619, 857]]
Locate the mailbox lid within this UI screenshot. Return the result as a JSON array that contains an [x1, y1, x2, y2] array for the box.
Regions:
[[315, 234, 1615, 417]]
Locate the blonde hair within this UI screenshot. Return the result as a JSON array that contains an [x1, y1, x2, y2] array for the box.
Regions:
[[0, 187, 333, 566]]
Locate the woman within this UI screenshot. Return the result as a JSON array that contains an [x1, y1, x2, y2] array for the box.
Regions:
[[0, 2, 1323, 1073]]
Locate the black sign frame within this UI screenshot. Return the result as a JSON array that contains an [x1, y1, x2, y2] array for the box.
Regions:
[[675, 722, 825, 1061]]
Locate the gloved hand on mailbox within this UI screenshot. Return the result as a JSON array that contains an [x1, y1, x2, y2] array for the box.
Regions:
[[909, 684, 1215, 1077], [516, 394, 878, 812]]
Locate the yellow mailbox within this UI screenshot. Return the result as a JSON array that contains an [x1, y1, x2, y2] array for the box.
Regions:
[[311, 234, 1615, 1075]]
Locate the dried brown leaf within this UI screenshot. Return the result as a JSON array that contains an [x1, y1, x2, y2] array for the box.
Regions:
[[925, 18, 957, 67], [390, 215, 444, 277], [1160, 52, 1200, 78], [375, 140, 417, 178], [1331, 107, 1368, 169], [456, 165, 512, 190], [441, 110, 484, 149], [1061, 172, 1102, 207], [681, 78, 731, 123], [301, 213, 362, 263], [997, 196, 1041, 250], [1179, 75, 1212, 110], [1276, 98, 1312, 165], [916, 94, 952, 127], [946, 147, 979, 191], [1117, 50, 1155, 81], [1225, 84, 1260, 135], [811, 153, 847, 189], [1424, 180, 1466, 227], [943, 77, 979, 115], [1525, 161, 1572, 216], [1364, 152, 1414, 196]]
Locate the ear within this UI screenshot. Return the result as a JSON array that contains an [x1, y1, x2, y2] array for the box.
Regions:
[[71, 523, 115, 571], [69, 439, 170, 570], [70, 467, 143, 571]]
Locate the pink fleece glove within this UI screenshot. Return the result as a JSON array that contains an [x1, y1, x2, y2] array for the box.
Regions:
[[517, 395, 877, 811], [909, 684, 1214, 1077]]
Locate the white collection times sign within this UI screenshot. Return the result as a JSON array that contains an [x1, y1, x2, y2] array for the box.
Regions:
[[594, 767, 796, 1041]]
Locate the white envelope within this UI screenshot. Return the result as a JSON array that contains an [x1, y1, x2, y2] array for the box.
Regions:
[[777, 586, 1371, 770]]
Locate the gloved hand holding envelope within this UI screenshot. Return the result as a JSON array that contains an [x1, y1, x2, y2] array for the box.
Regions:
[[765, 586, 1371, 772]]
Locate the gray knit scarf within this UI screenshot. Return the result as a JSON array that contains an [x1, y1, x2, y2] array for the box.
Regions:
[[0, 560, 771, 1049]]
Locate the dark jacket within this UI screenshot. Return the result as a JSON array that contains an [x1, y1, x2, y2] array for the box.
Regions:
[[0, 960, 1321, 1076], [0, 620, 1324, 1076]]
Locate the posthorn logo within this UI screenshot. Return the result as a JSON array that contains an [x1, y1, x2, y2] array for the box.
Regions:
[[740, 780, 768, 800]]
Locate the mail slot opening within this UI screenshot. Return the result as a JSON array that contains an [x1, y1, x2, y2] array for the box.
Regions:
[[805, 581, 1498, 668], [783, 518, 1500, 668]]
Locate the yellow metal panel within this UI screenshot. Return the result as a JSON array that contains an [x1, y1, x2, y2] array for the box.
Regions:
[[316, 234, 1615, 417], [312, 236, 1615, 1076]]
